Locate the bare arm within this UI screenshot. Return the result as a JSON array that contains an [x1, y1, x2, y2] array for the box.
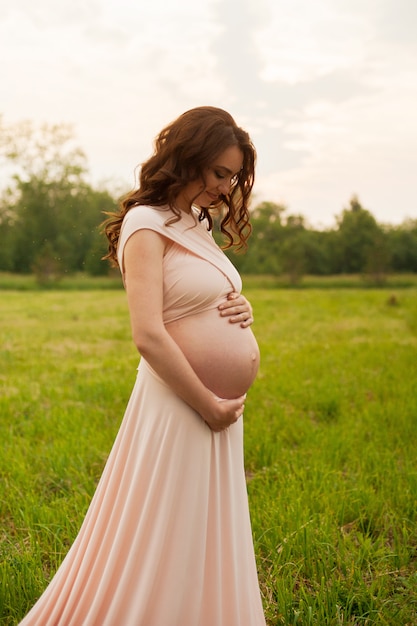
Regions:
[[123, 229, 246, 432]]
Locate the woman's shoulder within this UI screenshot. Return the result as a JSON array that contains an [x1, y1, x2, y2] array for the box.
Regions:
[[117, 206, 171, 270], [123, 205, 207, 235], [123, 204, 173, 228]]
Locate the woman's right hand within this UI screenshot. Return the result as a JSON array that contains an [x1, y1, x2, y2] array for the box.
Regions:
[[202, 394, 246, 432]]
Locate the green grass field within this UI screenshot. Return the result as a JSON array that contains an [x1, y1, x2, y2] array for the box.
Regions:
[[1, 285, 417, 625]]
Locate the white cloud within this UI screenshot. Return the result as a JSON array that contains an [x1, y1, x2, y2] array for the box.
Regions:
[[256, 84, 417, 227], [1, 0, 416, 225], [256, 0, 373, 84]]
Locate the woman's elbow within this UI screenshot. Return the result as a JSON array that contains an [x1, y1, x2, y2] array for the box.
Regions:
[[131, 327, 164, 356]]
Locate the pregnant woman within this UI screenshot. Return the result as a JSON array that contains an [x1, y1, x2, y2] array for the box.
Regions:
[[20, 107, 266, 625]]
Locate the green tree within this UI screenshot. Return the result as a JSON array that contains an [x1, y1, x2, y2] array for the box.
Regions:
[[0, 187, 16, 271], [32, 241, 63, 285], [278, 214, 307, 284], [335, 195, 382, 273], [386, 219, 417, 272], [363, 230, 392, 285], [226, 201, 285, 274], [0, 119, 115, 276], [301, 230, 338, 276]]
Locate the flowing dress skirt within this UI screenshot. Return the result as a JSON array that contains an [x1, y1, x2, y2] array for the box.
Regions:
[[20, 359, 266, 626]]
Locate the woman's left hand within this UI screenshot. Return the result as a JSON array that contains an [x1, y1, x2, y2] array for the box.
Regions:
[[218, 292, 254, 328]]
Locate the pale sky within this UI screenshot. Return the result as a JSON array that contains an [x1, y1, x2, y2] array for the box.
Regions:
[[1, 0, 416, 227]]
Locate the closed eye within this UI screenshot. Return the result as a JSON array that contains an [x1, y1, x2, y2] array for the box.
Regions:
[[214, 170, 239, 185]]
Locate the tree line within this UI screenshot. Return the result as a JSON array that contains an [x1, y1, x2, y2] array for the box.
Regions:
[[1, 119, 416, 284], [223, 198, 417, 284]]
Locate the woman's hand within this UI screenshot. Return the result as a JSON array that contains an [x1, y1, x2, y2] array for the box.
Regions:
[[218, 292, 254, 328], [202, 394, 246, 432]]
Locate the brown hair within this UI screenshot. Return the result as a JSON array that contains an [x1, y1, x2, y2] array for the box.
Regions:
[[103, 106, 256, 266]]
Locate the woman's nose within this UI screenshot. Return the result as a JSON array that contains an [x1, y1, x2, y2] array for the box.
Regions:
[[218, 180, 231, 195]]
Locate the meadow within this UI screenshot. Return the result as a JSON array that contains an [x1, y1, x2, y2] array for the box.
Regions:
[[1, 282, 417, 625]]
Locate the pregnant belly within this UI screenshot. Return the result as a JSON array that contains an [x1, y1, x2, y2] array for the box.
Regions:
[[166, 309, 260, 399]]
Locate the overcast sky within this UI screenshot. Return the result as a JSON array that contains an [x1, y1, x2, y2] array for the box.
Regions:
[[1, 0, 416, 227]]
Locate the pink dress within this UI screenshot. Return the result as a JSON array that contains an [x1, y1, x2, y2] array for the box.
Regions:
[[19, 206, 266, 626]]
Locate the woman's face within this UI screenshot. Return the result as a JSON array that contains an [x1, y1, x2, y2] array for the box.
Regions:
[[175, 145, 243, 212]]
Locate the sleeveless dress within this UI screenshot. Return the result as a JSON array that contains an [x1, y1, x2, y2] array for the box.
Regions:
[[19, 206, 266, 626]]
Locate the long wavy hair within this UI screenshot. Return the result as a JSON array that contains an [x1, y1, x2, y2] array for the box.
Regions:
[[103, 106, 256, 266]]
